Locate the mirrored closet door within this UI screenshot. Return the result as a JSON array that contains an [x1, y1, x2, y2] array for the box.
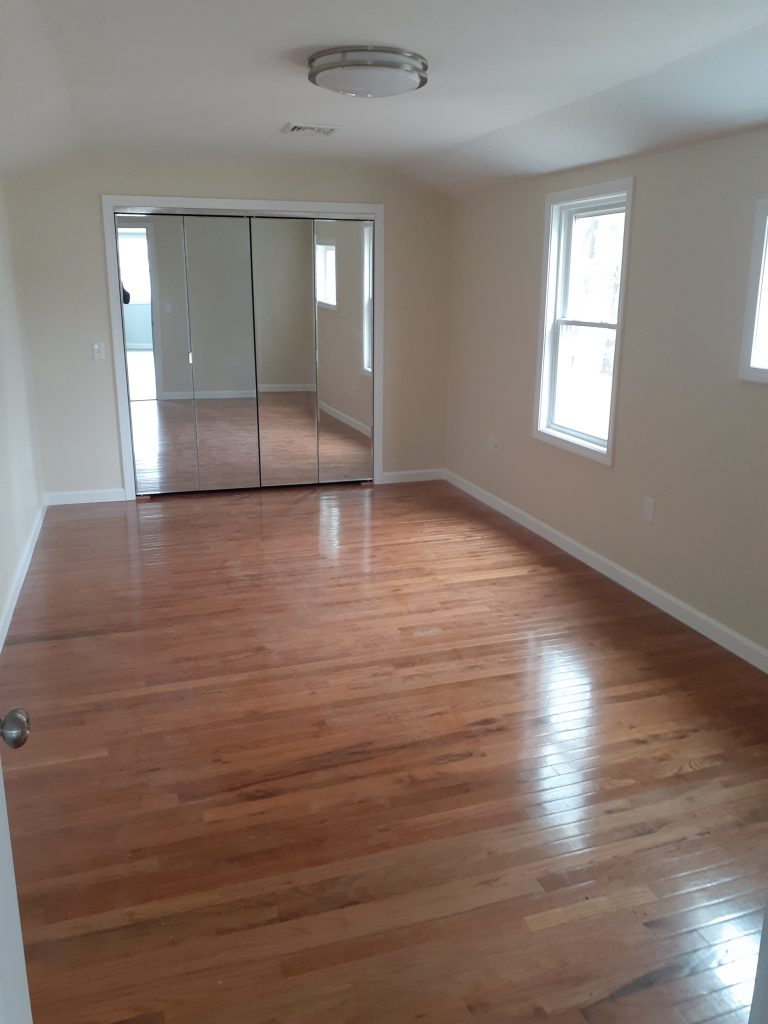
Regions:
[[116, 211, 375, 495], [116, 214, 200, 494], [315, 219, 374, 483], [251, 218, 317, 486], [184, 216, 260, 490]]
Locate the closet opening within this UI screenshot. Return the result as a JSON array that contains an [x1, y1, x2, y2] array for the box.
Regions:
[[104, 199, 383, 499]]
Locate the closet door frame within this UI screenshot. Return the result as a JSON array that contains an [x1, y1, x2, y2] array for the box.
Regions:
[[102, 195, 384, 501]]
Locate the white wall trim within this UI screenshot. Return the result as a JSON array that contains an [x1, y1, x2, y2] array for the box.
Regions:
[[102, 195, 385, 493], [442, 469, 768, 675], [0, 503, 45, 652], [45, 489, 126, 506], [319, 400, 371, 437], [379, 469, 445, 484]]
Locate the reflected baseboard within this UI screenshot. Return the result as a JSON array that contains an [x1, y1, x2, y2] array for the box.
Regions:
[[319, 401, 371, 437], [155, 387, 315, 400], [259, 385, 315, 393]]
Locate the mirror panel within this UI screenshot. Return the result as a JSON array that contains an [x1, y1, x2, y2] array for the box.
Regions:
[[251, 218, 318, 486], [316, 220, 374, 483], [117, 214, 200, 494], [184, 216, 261, 490]]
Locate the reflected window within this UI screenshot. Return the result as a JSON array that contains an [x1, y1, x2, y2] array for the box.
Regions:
[[117, 224, 157, 402], [316, 241, 337, 307], [363, 223, 373, 373], [117, 227, 152, 303]]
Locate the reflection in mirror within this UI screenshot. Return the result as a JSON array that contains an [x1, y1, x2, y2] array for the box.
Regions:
[[184, 216, 261, 491], [116, 214, 200, 493], [316, 220, 374, 483], [251, 218, 318, 486]]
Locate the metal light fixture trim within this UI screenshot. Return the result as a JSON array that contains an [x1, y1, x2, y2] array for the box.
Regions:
[[307, 45, 429, 98]]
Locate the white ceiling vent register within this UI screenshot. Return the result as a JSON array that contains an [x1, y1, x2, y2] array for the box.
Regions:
[[307, 45, 428, 98], [281, 123, 339, 136]]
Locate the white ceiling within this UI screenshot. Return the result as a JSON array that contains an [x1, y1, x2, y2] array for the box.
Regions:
[[3, 0, 768, 194]]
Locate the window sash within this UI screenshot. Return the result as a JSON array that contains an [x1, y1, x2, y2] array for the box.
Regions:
[[557, 200, 626, 325], [546, 321, 616, 448]]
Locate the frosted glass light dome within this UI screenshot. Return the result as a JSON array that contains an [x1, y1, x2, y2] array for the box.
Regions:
[[308, 46, 428, 98]]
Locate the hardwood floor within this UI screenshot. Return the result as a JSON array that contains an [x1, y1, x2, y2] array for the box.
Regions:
[[0, 482, 766, 1024], [130, 393, 372, 493]]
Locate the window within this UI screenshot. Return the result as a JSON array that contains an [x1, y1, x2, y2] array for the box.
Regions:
[[315, 242, 337, 307], [362, 223, 373, 372], [536, 179, 632, 462], [741, 199, 768, 383]]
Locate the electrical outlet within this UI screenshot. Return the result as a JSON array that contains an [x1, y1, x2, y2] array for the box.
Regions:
[[488, 435, 499, 455], [643, 497, 655, 523], [91, 342, 106, 361], [163, 303, 172, 314]]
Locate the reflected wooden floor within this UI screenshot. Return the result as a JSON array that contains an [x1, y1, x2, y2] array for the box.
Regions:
[[131, 394, 371, 493], [1, 483, 766, 1024]]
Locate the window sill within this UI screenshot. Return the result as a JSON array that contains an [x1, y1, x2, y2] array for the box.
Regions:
[[317, 301, 337, 311], [739, 365, 768, 383], [534, 425, 613, 465]]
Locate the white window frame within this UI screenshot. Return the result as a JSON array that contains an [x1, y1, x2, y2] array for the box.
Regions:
[[315, 241, 337, 309], [740, 198, 768, 383], [534, 177, 634, 465]]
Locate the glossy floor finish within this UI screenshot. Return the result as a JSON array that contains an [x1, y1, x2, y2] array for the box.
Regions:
[[1, 483, 766, 1024]]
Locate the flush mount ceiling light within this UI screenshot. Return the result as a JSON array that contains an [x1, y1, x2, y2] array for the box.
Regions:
[[307, 45, 428, 98]]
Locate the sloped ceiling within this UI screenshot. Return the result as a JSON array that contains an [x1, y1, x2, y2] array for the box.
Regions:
[[2, 0, 768, 194]]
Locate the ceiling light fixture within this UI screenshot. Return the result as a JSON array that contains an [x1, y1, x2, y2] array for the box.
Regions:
[[307, 45, 428, 98]]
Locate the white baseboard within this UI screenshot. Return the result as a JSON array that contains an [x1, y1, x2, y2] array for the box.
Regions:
[[319, 401, 372, 437], [442, 469, 768, 675], [379, 469, 446, 484], [45, 489, 127, 506], [0, 501, 46, 651]]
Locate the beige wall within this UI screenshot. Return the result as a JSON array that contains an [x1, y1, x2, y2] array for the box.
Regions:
[[0, 180, 42, 641], [446, 126, 768, 648], [251, 218, 315, 390], [4, 153, 452, 491], [316, 220, 373, 432]]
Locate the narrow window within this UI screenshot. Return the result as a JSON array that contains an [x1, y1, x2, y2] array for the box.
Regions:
[[315, 242, 337, 308], [536, 179, 633, 462], [740, 199, 768, 382]]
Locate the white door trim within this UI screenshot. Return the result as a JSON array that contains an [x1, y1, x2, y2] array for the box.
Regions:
[[102, 196, 385, 500]]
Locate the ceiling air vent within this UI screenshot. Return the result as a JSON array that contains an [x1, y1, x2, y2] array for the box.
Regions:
[[281, 122, 339, 137]]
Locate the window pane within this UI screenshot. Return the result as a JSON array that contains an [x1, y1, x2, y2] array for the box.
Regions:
[[751, 224, 768, 370], [551, 324, 615, 444], [565, 211, 625, 323]]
